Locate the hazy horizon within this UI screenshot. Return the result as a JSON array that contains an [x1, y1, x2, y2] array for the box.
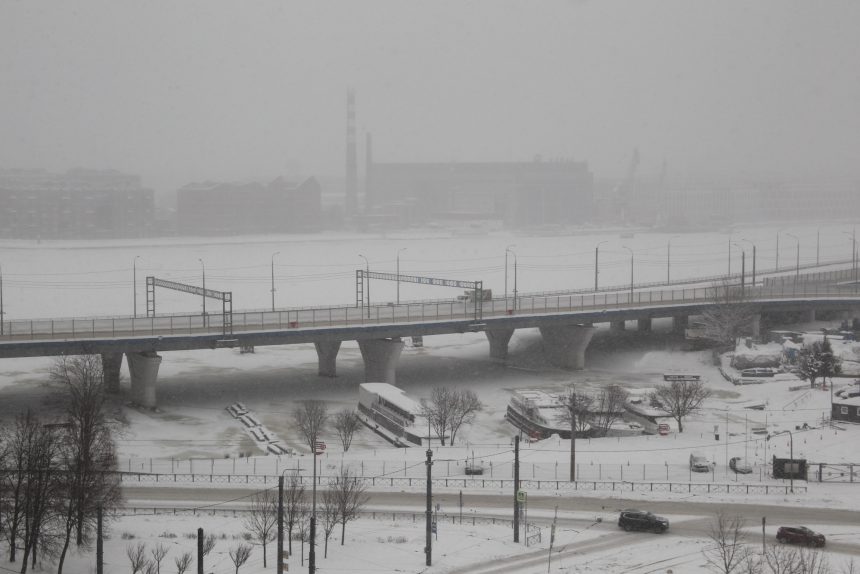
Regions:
[[2, 0, 860, 194]]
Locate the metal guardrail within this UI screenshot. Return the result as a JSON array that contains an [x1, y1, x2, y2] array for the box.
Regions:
[[1, 266, 858, 343]]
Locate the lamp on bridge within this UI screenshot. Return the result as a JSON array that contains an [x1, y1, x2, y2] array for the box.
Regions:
[[506, 247, 518, 311], [740, 239, 756, 287], [198, 258, 206, 320], [271, 251, 280, 312], [786, 233, 800, 284], [133, 255, 141, 318], [622, 245, 634, 302], [594, 241, 607, 292], [396, 248, 407, 305], [505, 244, 516, 304], [666, 235, 679, 285], [732, 242, 746, 297], [359, 254, 370, 318]]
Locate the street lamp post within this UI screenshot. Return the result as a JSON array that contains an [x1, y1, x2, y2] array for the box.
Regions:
[[846, 229, 858, 292], [622, 246, 634, 302], [509, 249, 518, 311], [594, 241, 607, 291], [732, 243, 746, 297], [505, 244, 516, 304], [667, 235, 679, 285], [133, 255, 141, 318], [309, 444, 320, 573], [0, 264, 4, 336], [816, 227, 821, 266], [359, 254, 370, 318], [198, 258, 206, 321], [776, 230, 781, 272], [396, 248, 407, 304], [741, 239, 756, 288], [786, 233, 800, 283], [271, 251, 280, 312]]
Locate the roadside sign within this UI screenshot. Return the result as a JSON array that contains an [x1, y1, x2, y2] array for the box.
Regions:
[[315, 441, 326, 454], [517, 490, 526, 503], [431, 521, 437, 534]]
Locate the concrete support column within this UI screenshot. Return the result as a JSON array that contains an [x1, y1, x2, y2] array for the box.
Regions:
[[610, 320, 626, 332], [672, 315, 689, 334], [358, 338, 405, 385], [637, 318, 652, 332], [801, 309, 816, 322], [485, 328, 515, 361], [314, 341, 342, 378], [101, 352, 123, 394], [539, 325, 597, 370], [126, 352, 162, 409], [750, 314, 761, 338]]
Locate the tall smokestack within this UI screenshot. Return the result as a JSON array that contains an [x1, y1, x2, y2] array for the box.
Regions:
[[365, 132, 373, 211], [346, 89, 358, 216]]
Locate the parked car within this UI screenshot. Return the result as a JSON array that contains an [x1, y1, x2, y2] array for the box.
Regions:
[[690, 452, 712, 472], [776, 526, 826, 547], [729, 457, 752, 474], [618, 509, 669, 533]]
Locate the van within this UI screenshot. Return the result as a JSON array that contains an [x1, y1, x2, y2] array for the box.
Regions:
[[689, 452, 712, 472]]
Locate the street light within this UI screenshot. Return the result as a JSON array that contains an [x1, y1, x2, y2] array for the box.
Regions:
[[133, 255, 141, 318], [507, 247, 518, 311], [767, 430, 794, 493], [359, 254, 370, 318], [396, 248, 407, 304], [786, 233, 800, 282], [845, 229, 858, 292], [666, 235, 679, 285], [816, 227, 821, 266], [271, 251, 280, 312], [0, 264, 4, 337], [198, 258, 206, 320], [622, 245, 634, 302], [594, 241, 607, 292], [776, 228, 784, 272], [732, 243, 746, 296], [505, 244, 516, 303], [740, 239, 757, 287]]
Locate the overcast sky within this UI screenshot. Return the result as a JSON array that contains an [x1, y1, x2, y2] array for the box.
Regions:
[[2, 0, 859, 192]]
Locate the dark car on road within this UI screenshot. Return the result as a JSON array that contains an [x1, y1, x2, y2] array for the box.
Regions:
[[618, 509, 669, 533], [776, 526, 826, 547]]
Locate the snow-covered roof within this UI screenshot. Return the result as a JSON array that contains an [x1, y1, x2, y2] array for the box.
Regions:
[[835, 396, 860, 407], [359, 382, 423, 415]]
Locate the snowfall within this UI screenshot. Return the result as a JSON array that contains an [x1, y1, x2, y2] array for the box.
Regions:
[[2, 223, 860, 573]]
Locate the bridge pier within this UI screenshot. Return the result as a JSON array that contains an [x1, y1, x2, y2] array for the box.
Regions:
[[485, 328, 515, 361], [672, 315, 689, 334], [539, 325, 596, 370], [126, 352, 162, 409], [358, 338, 404, 385], [751, 314, 761, 338], [801, 309, 816, 322], [637, 318, 652, 332], [610, 320, 626, 332], [314, 341, 342, 377], [101, 352, 123, 393]]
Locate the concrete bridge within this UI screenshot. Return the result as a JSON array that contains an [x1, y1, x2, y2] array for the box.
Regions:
[[1, 267, 857, 408]]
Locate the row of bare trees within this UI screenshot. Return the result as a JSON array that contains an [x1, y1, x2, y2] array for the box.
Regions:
[[1, 355, 121, 574], [705, 512, 854, 574]]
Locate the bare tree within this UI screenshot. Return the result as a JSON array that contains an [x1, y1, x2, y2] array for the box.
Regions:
[[126, 542, 148, 574], [558, 385, 594, 481], [144, 561, 158, 574], [150, 542, 169, 574], [704, 513, 748, 574], [201, 533, 217, 558], [320, 486, 339, 558], [699, 280, 759, 347], [448, 389, 483, 445], [590, 385, 628, 438], [228, 544, 252, 574], [332, 409, 362, 452], [293, 401, 328, 452], [421, 387, 483, 445], [333, 467, 369, 545], [51, 355, 122, 574], [173, 552, 192, 574], [651, 379, 711, 433], [283, 471, 306, 554], [243, 488, 278, 568]]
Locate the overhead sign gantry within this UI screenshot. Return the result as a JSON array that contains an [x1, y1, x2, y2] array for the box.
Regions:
[[356, 270, 485, 321], [146, 276, 233, 335]]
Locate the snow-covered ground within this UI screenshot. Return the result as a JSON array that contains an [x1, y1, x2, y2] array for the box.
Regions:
[[2, 225, 860, 572]]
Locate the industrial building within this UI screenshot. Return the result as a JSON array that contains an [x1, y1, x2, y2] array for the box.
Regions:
[[0, 168, 155, 239], [175, 176, 322, 236]]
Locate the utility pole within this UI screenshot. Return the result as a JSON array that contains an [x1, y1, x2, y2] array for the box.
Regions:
[[197, 527, 204, 574], [0, 263, 4, 336], [277, 476, 284, 574], [133, 255, 140, 318], [513, 435, 520, 543], [271, 251, 280, 312], [425, 447, 433, 566], [198, 258, 206, 323], [310, 447, 318, 574], [96, 505, 103, 574]]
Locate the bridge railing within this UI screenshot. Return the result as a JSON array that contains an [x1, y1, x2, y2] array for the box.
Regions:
[[1, 269, 858, 342]]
